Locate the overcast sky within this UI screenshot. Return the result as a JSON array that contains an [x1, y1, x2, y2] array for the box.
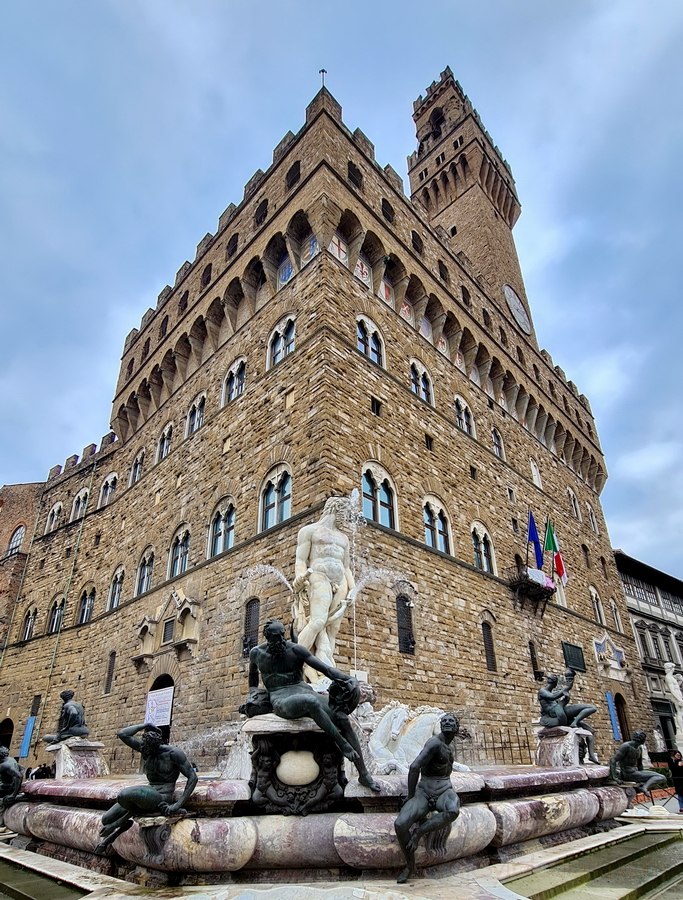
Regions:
[[1, 1, 682, 577]]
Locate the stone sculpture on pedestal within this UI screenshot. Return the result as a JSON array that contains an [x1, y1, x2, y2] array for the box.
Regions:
[[43, 690, 89, 743], [609, 730, 667, 801], [0, 748, 22, 828], [291, 497, 355, 683], [95, 723, 198, 854], [240, 618, 380, 811], [394, 713, 462, 884], [664, 663, 683, 751]]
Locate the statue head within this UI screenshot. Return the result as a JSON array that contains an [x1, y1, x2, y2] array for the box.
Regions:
[[322, 496, 346, 525], [60, 690, 75, 703], [264, 620, 287, 655], [0, 747, 8, 761], [140, 726, 164, 756], [546, 674, 559, 688], [632, 730, 646, 745], [440, 713, 459, 736]]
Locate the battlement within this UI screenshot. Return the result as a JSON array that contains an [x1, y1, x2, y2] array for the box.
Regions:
[[47, 432, 117, 482]]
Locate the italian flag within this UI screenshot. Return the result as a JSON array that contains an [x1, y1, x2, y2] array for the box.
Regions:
[[544, 520, 568, 587]]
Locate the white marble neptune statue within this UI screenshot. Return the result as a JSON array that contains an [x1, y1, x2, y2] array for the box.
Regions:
[[292, 497, 355, 683]]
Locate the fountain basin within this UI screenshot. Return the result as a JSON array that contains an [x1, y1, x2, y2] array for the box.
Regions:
[[5, 766, 628, 885]]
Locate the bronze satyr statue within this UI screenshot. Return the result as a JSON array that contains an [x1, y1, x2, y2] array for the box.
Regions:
[[44, 690, 89, 743], [0, 748, 22, 825], [394, 713, 461, 884], [95, 724, 197, 854], [538, 670, 599, 762], [610, 729, 667, 801], [242, 619, 380, 792]]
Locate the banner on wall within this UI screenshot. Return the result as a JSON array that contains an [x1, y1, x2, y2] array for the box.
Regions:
[[144, 687, 174, 726], [19, 716, 36, 758]]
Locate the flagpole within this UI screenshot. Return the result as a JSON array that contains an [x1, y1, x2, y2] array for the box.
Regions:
[[525, 506, 531, 570], [547, 518, 555, 580]]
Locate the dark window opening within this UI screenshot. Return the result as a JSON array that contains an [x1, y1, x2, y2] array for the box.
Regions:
[[381, 198, 395, 222], [371, 397, 382, 416], [411, 231, 424, 254], [396, 596, 415, 654], [285, 160, 301, 190], [226, 233, 239, 258], [347, 161, 363, 189], [255, 199, 268, 226], [482, 622, 497, 671]]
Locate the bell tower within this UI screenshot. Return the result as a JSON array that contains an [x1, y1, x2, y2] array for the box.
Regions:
[[407, 68, 537, 345]]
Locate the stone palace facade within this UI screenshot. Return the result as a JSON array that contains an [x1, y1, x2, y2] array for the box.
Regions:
[[0, 68, 651, 768]]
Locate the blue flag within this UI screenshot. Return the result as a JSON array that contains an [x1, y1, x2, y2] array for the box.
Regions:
[[528, 510, 544, 569]]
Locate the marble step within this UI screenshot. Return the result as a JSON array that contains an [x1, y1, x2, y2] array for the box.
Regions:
[[555, 840, 683, 899], [506, 832, 678, 899], [647, 870, 683, 898]]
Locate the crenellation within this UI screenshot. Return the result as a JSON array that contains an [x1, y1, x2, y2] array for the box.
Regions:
[[217, 203, 237, 232], [64, 455, 79, 470], [81, 444, 96, 460], [352, 127, 375, 159], [157, 285, 172, 307], [140, 308, 155, 330], [273, 130, 296, 164], [243, 169, 266, 201], [174, 261, 192, 287], [47, 465, 62, 480], [195, 233, 214, 259], [383, 164, 404, 193]]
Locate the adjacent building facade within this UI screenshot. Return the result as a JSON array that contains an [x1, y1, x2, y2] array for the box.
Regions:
[[615, 549, 683, 750], [0, 69, 652, 768]]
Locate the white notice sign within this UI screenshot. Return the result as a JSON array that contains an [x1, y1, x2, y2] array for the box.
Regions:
[[145, 686, 174, 726]]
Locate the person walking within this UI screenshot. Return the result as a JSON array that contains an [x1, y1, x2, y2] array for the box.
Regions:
[[669, 750, 683, 813]]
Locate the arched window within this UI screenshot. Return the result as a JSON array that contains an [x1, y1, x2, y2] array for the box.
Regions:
[[201, 263, 212, 288], [396, 595, 415, 654], [6, 526, 25, 556], [225, 232, 239, 259], [186, 396, 205, 436], [356, 319, 383, 366], [169, 529, 190, 578], [70, 489, 89, 523], [411, 231, 424, 254], [568, 488, 581, 520], [210, 504, 236, 557], [45, 503, 62, 534], [157, 424, 173, 462], [98, 473, 118, 508], [530, 458, 543, 489], [104, 651, 116, 695], [178, 290, 189, 313], [285, 160, 300, 190], [243, 598, 260, 657], [455, 398, 474, 436], [587, 504, 599, 535], [482, 621, 497, 671], [135, 548, 154, 596], [254, 199, 268, 227], [20, 608, 37, 642], [268, 318, 296, 368], [277, 252, 294, 289], [381, 198, 395, 222], [529, 641, 541, 679], [472, 524, 495, 574], [409, 361, 433, 405], [130, 451, 145, 486], [581, 544, 591, 568], [47, 599, 65, 635], [610, 599, 624, 632], [600, 556, 608, 578], [423, 501, 450, 554], [347, 160, 363, 190], [108, 569, 124, 611], [223, 360, 247, 405], [260, 467, 292, 531], [76, 588, 95, 625], [492, 428, 504, 460], [362, 469, 396, 529], [590, 586, 605, 626], [159, 315, 168, 340]]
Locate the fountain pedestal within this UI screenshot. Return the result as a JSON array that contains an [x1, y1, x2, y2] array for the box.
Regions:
[[241, 715, 347, 814], [534, 726, 594, 767], [45, 737, 110, 778]]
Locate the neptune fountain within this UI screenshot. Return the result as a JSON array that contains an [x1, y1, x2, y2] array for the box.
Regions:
[[3, 494, 633, 888]]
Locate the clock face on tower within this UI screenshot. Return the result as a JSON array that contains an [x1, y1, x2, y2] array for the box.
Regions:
[[503, 284, 532, 335]]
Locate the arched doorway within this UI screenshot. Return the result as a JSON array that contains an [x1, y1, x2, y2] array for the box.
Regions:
[[145, 674, 174, 744], [0, 718, 14, 751], [615, 693, 630, 741]]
